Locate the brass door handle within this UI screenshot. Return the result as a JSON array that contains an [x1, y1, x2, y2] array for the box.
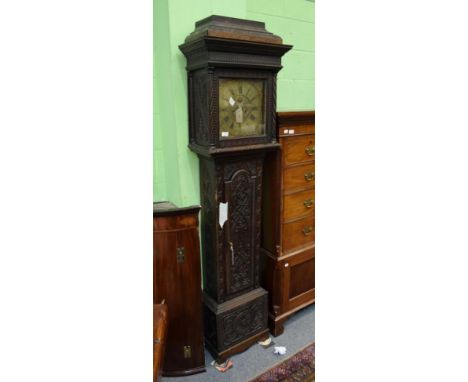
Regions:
[[304, 172, 315, 181], [302, 226, 313, 236], [305, 145, 315, 156], [176, 247, 185, 263], [303, 199, 314, 208]]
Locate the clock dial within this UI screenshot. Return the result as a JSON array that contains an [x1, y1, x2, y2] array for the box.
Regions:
[[219, 78, 266, 139]]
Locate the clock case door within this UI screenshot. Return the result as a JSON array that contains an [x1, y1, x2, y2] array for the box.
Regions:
[[214, 69, 274, 148], [199, 155, 263, 304], [188, 68, 276, 152], [222, 156, 263, 300]]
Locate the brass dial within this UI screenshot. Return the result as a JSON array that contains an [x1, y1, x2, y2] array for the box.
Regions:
[[219, 78, 266, 139]]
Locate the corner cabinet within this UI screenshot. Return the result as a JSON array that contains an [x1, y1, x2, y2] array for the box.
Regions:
[[261, 111, 315, 336], [153, 202, 206, 376]]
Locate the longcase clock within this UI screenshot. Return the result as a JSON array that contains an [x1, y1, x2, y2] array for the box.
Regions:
[[180, 15, 291, 361]]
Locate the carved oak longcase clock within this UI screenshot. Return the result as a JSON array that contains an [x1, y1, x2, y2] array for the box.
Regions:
[[180, 15, 291, 361]]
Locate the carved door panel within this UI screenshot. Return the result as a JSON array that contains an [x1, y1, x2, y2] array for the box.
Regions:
[[223, 163, 257, 299]]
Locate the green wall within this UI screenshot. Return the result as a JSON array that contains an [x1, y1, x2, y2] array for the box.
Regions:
[[154, 0, 314, 205]]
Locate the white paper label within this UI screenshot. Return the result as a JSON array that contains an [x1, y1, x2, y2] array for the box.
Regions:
[[283, 129, 289, 134], [229, 97, 235, 106], [289, 129, 295, 134], [235, 107, 243, 123], [221, 131, 229, 137], [219, 202, 228, 228]]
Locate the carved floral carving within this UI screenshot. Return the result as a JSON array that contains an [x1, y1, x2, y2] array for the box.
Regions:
[[230, 171, 251, 233], [193, 71, 210, 145], [220, 295, 267, 349]]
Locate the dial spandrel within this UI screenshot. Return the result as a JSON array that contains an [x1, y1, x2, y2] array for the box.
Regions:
[[219, 78, 266, 139]]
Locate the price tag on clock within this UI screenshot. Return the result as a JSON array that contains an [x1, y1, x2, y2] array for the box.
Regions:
[[235, 106, 243, 123]]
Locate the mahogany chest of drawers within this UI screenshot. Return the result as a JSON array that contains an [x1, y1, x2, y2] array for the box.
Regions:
[[153, 202, 206, 376], [261, 111, 315, 336]]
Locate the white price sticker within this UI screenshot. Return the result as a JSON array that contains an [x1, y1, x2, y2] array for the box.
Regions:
[[235, 107, 243, 123], [219, 202, 228, 228]]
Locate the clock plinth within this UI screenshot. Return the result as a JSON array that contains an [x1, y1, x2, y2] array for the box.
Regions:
[[180, 15, 291, 360], [203, 289, 269, 362]]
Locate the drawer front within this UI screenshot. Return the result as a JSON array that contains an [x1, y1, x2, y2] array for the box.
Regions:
[[283, 163, 315, 193], [283, 188, 315, 221], [282, 214, 315, 253], [153, 213, 199, 231], [278, 124, 314, 137], [283, 135, 315, 166]]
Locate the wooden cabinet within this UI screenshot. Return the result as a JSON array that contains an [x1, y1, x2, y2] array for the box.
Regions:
[[153, 202, 205, 376], [261, 111, 315, 336]]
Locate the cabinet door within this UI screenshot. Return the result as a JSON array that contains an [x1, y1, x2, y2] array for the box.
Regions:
[[170, 230, 205, 374], [153, 224, 205, 375], [282, 247, 315, 312], [153, 230, 178, 305]]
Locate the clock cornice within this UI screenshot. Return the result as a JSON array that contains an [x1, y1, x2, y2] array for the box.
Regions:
[[183, 15, 283, 45], [179, 16, 292, 71]]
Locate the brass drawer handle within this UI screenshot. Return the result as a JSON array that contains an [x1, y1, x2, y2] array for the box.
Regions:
[[304, 172, 315, 181], [305, 145, 315, 156], [303, 199, 314, 208], [302, 226, 313, 236]]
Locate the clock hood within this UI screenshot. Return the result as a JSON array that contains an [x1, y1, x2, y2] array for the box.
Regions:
[[179, 15, 292, 71]]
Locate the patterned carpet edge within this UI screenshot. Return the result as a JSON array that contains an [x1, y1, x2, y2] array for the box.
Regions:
[[249, 342, 315, 382]]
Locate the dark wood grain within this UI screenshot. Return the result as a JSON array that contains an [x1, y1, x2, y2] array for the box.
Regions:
[[198, 153, 270, 361], [261, 148, 282, 256], [179, 16, 292, 154], [180, 15, 291, 361], [261, 111, 315, 336], [153, 204, 206, 376]]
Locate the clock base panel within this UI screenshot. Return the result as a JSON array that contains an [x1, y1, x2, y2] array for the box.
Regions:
[[202, 287, 269, 362]]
